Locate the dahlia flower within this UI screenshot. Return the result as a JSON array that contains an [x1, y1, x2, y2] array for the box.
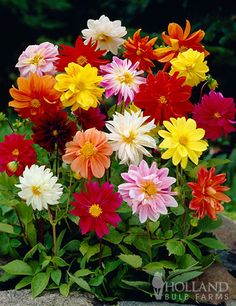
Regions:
[[169, 48, 209, 87], [188, 167, 231, 220], [15, 42, 58, 77], [155, 20, 209, 63], [0, 134, 36, 176], [74, 107, 106, 131], [119, 160, 177, 223], [100, 56, 145, 105], [54, 63, 104, 111], [105, 110, 156, 165], [70, 181, 122, 238], [62, 128, 112, 180], [133, 71, 192, 125], [82, 15, 127, 55], [16, 165, 63, 211], [158, 117, 208, 169], [9, 73, 62, 122], [55, 36, 108, 71], [193, 90, 236, 140], [123, 29, 159, 73], [32, 111, 77, 153]]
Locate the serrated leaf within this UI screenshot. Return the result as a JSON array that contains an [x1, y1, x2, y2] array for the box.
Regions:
[[31, 272, 50, 298], [118, 254, 142, 268], [166, 240, 185, 256], [0, 260, 33, 275], [59, 283, 70, 297], [185, 240, 202, 260]]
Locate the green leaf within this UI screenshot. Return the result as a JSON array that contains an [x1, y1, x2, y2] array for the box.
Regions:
[[56, 229, 66, 254], [0, 260, 33, 275], [207, 158, 231, 167], [63, 240, 80, 252], [170, 205, 185, 216], [195, 237, 227, 250], [169, 270, 203, 283], [104, 260, 122, 275], [15, 276, 32, 290], [147, 221, 160, 233], [31, 272, 50, 298], [23, 243, 45, 261], [51, 269, 62, 286], [59, 283, 70, 297], [68, 273, 91, 292], [121, 280, 152, 295], [74, 269, 94, 278], [118, 254, 142, 268], [0, 222, 18, 235], [89, 274, 104, 286], [197, 216, 223, 232], [26, 222, 37, 247], [16, 202, 33, 225], [52, 257, 69, 267], [143, 262, 164, 275], [103, 228, 124, 244], [166, 239, 185, 256], [185, 240, 202, 259], [177, 254, 198, 269]]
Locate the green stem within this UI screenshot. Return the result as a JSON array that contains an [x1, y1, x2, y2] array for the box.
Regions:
[[99, 239, 103, 269], [176, 165, 179, 187], [48, 207, 57, 256], [6, 118, 15, 133]]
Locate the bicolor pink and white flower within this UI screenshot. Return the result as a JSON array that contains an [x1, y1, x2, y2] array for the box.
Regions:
[[105, 110, 156, 165], [16, 42, 59, 77], [100, 56, 146, 105], [82, 15, 127, 55], [118, 160, 177, 223]]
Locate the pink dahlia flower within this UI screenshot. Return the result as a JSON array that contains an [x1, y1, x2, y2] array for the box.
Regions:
[[193, 90, 236, 140], [100, 56, 145, 105], [16, 42, 59, 77], [118, 160, 177, 223]]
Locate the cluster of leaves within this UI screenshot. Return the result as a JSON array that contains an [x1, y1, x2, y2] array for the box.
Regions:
[[0, 114, 229, 303]]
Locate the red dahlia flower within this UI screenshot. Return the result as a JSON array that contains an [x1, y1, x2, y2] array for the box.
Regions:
[[193, 90, 236, 141], [188, 167, 231, 220], [55, 36, 109, 71], [73, 107, 106, 131], [70, 182, 122, 238], [134, 71, 192, 125], [32, 111, 77, 153], [123, 29, 159, 73], [0, 134, 36, 176]]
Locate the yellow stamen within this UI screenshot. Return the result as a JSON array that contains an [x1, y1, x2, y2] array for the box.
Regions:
[[142, 181, 157, 196], [77, 55, 88, 66], [159, 96, 167, 104], [31, 99, 41, 108], [80, 142, 96, 158], [12, 148, 19, 156], [89, 203, 103, 217], [118, 72, 134, 85], [32, 185, 41, 196], [29, 54, 42, 65], [214, 112, 221, 119], [179, 136, 188, 146], [52, 130, 58, 136], [97, 33, 109, 42], [122, 131, 136, 144]]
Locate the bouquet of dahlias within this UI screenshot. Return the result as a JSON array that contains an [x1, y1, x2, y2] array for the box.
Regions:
[[0, 15, 235, 303]]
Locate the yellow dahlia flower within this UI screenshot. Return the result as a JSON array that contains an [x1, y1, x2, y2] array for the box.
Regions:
[[169, 49, 209, 87], [55, 63, 104, 111], [158, 117, 208, 169]]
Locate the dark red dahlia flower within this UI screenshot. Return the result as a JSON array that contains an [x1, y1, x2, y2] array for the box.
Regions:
[[32, 111, 77, 153], [0, 134, 36, 176], [73, 107, 106, 131]]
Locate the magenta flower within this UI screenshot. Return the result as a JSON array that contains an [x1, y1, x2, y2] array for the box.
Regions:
[[118, 160, 177, 223], [100, 56, 145, 105], [193, 90, 236, 140], [15, 42, 59, 77]]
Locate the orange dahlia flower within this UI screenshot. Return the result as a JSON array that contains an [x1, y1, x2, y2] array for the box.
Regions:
[[188, 167, 231, 220], [9, 73, 62, 122], [154, 20, 209, 63], [62, 128, 112, 180], [123, 29, 159, 73]]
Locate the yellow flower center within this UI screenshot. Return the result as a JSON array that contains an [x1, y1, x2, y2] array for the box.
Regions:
[[52, 129, 58, 136], [159, 96, 167, 104], [122, 131, 136, 144], [136, 49, 142, 56], [31, 185, 42, 196], [77, 81, 86, 91], [97, 33, 110, 42], [142, 181, 157, 196], [214, 112, 221, 119], [118, 72, 134, 85], [89, 203, 103, 217], [77, 55, 88, 66], [179, 135, 188, 146], [185, 63, 195, 72], [29, 54, 42, 65], [7, 161, 18, 173], [12, 148, 19, 156], [80, 142, 96, 158], [31, 99, 41, 108]]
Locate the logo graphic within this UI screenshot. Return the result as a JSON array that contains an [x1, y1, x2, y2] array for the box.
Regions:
[[152, 273, 165, 300]]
